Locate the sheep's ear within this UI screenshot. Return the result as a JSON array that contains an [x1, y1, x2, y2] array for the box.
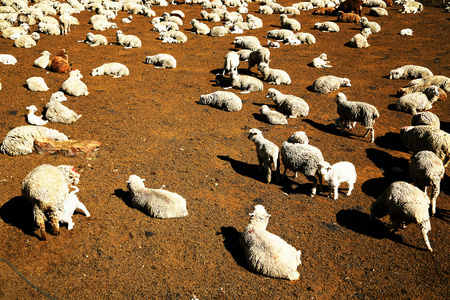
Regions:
[[327, 167, 331, 171], [126, 180, 130, 183], [142, 178, 146, 181]]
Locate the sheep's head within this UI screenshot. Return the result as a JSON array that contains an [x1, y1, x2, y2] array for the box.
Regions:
[[91, 67, 103, 76], [31, 32, 40, 41], [58, 165, 80, 186], [335, 92, 347, 104], [248, 205, 270, 228], [287, 131, 309, 144], [318, 161, 332, 176], [116, 30, 124, 37], [389, 68, 403, 80], [248, 128, 263, 141], [26, 105, 38, 112], [42, 50, 51, 56], [86, 32, 94, 41], [279, 14, 287, 20], [265, 88, 279, 99], [260, 105, 270, 113], [127, 175, 146, 193], [70, 69, 83, 79], [319, 53, 327, 60], [258, 62, 269, 72], [50, 91, 68, 102], [361, 28, 371, 38], [340, 78, 351, 87], [314, 22, 322, 28]]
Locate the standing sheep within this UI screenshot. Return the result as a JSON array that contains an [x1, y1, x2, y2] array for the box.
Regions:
[[44, 92, 82, 124], [126, 175, 188, 218], [59, 186, 90, 230], [260, 105, 288, 125], [145, 54, 177, 68], [198, 91, 242, 112], [258, 63, 292, 85], [248, 128, 280, 183], [239, 205, 302, 280], [318, 161, 357, 200], [389, 65, 434, 80], [248, 47, 270, 72], [222, 51, 240, 75], [312, 75, 351, 94], [395, 85, 440, 115], [266, 88, 309, 118], [91, 62, 130, 78], [116, 30, 142, 48]]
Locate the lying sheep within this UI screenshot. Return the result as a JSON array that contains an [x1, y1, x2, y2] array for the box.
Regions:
[[92, 20, 118, 31], [61, 69, 89, 97], [259, 5, 274, 14], [200, 10, 221, 22], [116, 30, 141, 49], [409, 75, 450, 93], [145, 54, 177, 68], [33, 51, 51, 69], [127, 175, 188, 218], [279, 14, 301, 31], [92, 62, 130, 78], [260, 105, 288, 125], [26, 77, 49, 92], [400, 28, 413, 36], [364, 0, 387, 7], [240, 205, 302, 280], [248, 47, 270, 72], [314, 21, 340, 32], [286, 131, 309, 144], [409, 150, 444, 216], [2, 23, 29, 39], [369, 7, 388, 16], [293, 32, 316, 44], [335, 93, 380, 142], [26, 105, 48, 126], [222, 51, 240, 76], [313, 7, 336, 14], [370, 181, 433, 252], [348, 28, 372, 48], [78, 32, 108, 46], [226, 70, 264, 94], [411, 111, 440, 129], [312, 75, 351, 93], [22, 164, 80, 239], [59, 186, 90, 230], [0, 54, 17, 65], [48, 49, 71, 74], [190, 19, 210, 35], [232, 35, 261, 51], [45, 91, 82, 124], [209, 25, 229, 37], [38, 22, 61, 35], [337, 12, 361, 23], [360, 17, 381, 33], [318, 161, 357, 200], [248, 128, 280, 182], [395, 85, 440, 115], [247, 14, 263, 29], [312, 53, 332, 68], [389, 65, 434, 80], [258, 63, 291, 85], [266, 88, 309, 118], [266, 29, 295, 41], [158, 31, 187, 44], [14, 32, 40, 48], [198, 91, 242, 112], [398, 84, 447, 101]]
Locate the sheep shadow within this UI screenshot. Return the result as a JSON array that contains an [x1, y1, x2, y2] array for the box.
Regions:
[[0, 196, 36, 238], [302, 118, 349, 136], [279, 174, 318, 196], [434, 208, 450, 223], [361, 176, 395, 199], [440, 120, 450, 133], [216, 226, 248, 269], [113, 188, 133, 209], [374, 132, 408, 152], [217, 155, 266, 183], [366, 148, 410, 180]]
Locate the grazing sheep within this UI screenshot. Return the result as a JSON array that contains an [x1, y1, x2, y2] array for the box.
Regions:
[[116, 30, 141, 49], [248, 47, 270, 72], [266, 88, 309, 118], [266, 29, 295, 41], [26, 77, 49, 92], [232, 35, 261, 50], [78, 32, 108, 46], [348, 28, 372, 48], [59, 186, 90, 230], [26, 105, 48, 126], [312, 53, 332, 68], [48, 49, 71, 74], [226, 70, 264, 94], [198, 91, 242, 112], [389, 65, 434, 80], [360, 17, 381, 33], [312, 75, 351, 93], [258, 62, 291, 85], [260, 105, 288, 125], [127, 175, 188, 218], [337, 12, 361, 22], [0, 126, 68, 156], [318, 161, 357, 200], [248, 128, 280, 182], [145, 54, 177, 68], [158, 31, 187, 44], [293, 32, 316, 44], [335, 93, 380, 143], [370, 181, 433, 252], [44, 92, 82, 124], [33, 51, 51, 69], [314, 21, 340, 32], [61, 69, 89, 97], [91, 62, 130, 78], [22, 164, 80, 239], [190, 19, 210, 35], [409, 76, 450, 93], [14, 32, 40, 48], [395, 85, 440, 115], [409, 150, 444, 216], [411, 112, 440, 129], [240, 205, 302, 280], [279, 14, 301, 31], [38, 22, 61, 35], [369, 7, 388, 16], [59, 14, 79, 36], [0, 54, 17, 65], [210, 25, 229, 37], [222, 51, 240, 76]]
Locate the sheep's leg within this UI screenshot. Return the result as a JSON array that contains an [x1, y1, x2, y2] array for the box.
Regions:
[[274, 156, 280, 183], [333, 184, 339, 200], [48, 210, 60, 236], [430, 183, 440, 216], [306, 175, 318, 197], [33, 206, 47, 240], [265, 165, 272, 183], [76, 203, 91, 217], [420, 221, 433, 252], [347, 181, 354, 196]]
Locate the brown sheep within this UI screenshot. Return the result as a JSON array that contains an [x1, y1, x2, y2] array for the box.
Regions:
[[334, 0, 363, 16], [312, 7, 336, 15], [397, 84, 447, 102], [337, 12, 361, 23], [48, 49, 71, 73]]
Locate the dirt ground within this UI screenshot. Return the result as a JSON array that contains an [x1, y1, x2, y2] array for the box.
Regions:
[[0, 1, 449, 299]]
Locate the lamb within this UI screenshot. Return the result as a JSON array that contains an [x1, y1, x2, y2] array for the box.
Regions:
[[48, 49, 71, 74], [190, 19, 210, 35], [411, 112, 440, 129], [247, 47, 270, 72], [259, 105, 288, 125], [266, 29, 295, 41], [240, 205, 301, 280], [78, 32, 108, 46], [293, 32, 316, 44], [389, 65, 434, 80], [335, 93, 379, 143], [248, 128, 280, 182], [259, 5, 274, 14], [258, 62, 291, 85], [360, 17, 381, 33], [209, 25, 229, 37], [266, 88, 309, 118], [226, 70, 264, 94], [26, 77, 49, 92], [126, 175, 188, 218], [0, 54, 17, 65], [33, 51, 51, 69], [280, 140, 325, 196], [61, 69, 89, 97], [232, 36, 261, 51], [395, 85, 440, 115], [0, 126, 68, 156], [314, 21, 340, 32], [14, 32, 40, 48], [348, 28, 372, 48], [38, 22, 61, 35], [370, 181, 433, 251], [312, 53, 332, 68], [91, 62, 130, 78], [400, 28, 413, 36], [44, 91, 82, 124], [116, 30, 141, 49], [26, 105, 48, 126], [267, 40, 280, 49], [92, 20, 118, 31], [200, 10, 221, 22], [198, 91, 242, 112], [318, 161, 357, 200], [279, 14, 301, 31], [312, 75, 351, 94], [409, 76, 450, 93], [59, 186, 90, 230], [145, 54, 177, 68], [222, 51, 240, 76], [158, 31, 187, 44], [21, 164, 80, 239], [337, 12, 361, 22]]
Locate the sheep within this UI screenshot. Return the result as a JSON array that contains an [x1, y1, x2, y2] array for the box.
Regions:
[[26, 105, 48, 126], [370, 181, 432, 251], [0, 54, 17, 65], [400, 125, 450, 167], [279, 14, 301, 31], [348, 28, 372, 48], [312, 75, 351, 94], [247, 14, 263, 29], [126, 175, 188, 219], [26, 77, 49, 92], [293, 32, 316, 44], [335, 0, 363, 16], [268, 2, 286, 13], [158, 31, 187, 44], [78, 32, 108, 46], [247, 128, 280, 182], [122, 15, 133, 23], [260, 105, 288, 125], [335, 93, 380, 143], [267, 40, 280, 49], [389, 65, 434, 80], [280, 140, 324, 196], [116, 30, 141, 49], [364, 0, 387, 7], [411, 112, 440, 129], [286, 131, 309, 144], [259, 5, 274, 14], [293, 2, 314, 10], [33, 51, 51, 69], [145, 54, 177, 69], [21, 164, 80, 239], [360, 17, 381, 33], [232, 36, 261, 51], [92, 20, 118, 31], [200, 10, 221, 22], [2, 23, 29, 39], [314, 21, 340, 32], [48, 49, 71, 74], [91, 62, 130, 78], [395, 85, 440, 115], [318, 161, 357, 200], [336, 12, 359, 23], [198, 91, 242, 112], [369, 7, 388, 16], [226, 70, 264, 94], [38, 22, 61, 35], [312, 53, 332, 68], [59, 186, 90, 230], [161, 12, 183, 25], [258, 62, 291, 85], [248, 47, 270, 72], [0, 126, 68, 156], [209, 25, 229, 37], [237, 49, 252, 61], [44, 91, 82, 124], [400, 28, 413, 36], [61, 69, 89, 97], [266, 88, 309, 118], [190, 19, 210, 35], [312, 7, 335, 14], [409, 76, 450, 93], [266, 29, 295, 41], [14, 32, 40, 48], [222, 51, 240, 76], [59, 14, 79, 36]]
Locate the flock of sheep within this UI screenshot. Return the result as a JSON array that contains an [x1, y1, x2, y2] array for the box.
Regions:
[[0, 0, 449, 283]]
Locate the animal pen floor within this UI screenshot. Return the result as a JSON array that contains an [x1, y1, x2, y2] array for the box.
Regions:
[[0, 2, 449, 299]]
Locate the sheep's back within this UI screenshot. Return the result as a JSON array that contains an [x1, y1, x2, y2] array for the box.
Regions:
[[281, 143, 323, 176], [337, 101, 378, 126], [132, 189, 188, 218]]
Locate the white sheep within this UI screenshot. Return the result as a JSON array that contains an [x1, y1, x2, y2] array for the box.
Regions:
[[240, 205, 301, 280], [158, 31, 187, 44], [360, 17, 381, 33], [389, 65, 434, 80], [318, 161, 357, 200], [370, 181, 433, 251], [33, 51, 51, 69], [0, 54, 17, 65], [314, 21, 339, 32], [225, 70, 264, 94], [127, 175, 188, 218], [222, 51, 240, 76], [279, 14, 301, 31], [0, 126, 68, 156], [395, 85, 440, 115], [247, 14, 263, 29], [260, 105, 288, 125], [232, 36, 261, 51], [116, 30, 142, 49], [335, 93, 380, 143], [248, 47, 270, 72], [348, 28, 372, 48], [61, 69, 89, 97], [312, 75, 351, 94], [92, 20, 118, 31], [59, 186, 90, 230], [145, 54, 177, 68], [78, 32, 108, 46], [198, 91, 242, 112], [190, 19, 210, 35], [248, 128, 280, 182], [209, 25, 229, 37], [258, 62, 291, 85], [411, 111, 440, 129], [259, 5, 274, 14], [200, 10, 221, 22], [293, 32, 316, 44], [237, 49, 252, 61], [2, 23, 29, 39], [267, 40, 280, 48], [266, 29, 295, 41], [400, 28, 413, 36], [369, 7, 389, 16], [266, 88, 309, 118], [14, 32, 40, 48], [26, 77, 49, 92], [286, 131, 309, 144], [21, 164, 80, 239], [312, 53, 332, 68], [409, 75, 450, 93], [26, 105, 48, 126], [293, 2, 314, 10], [59, 14, 79, 36], [91, 62, 130, 78], [38, 22, 61, 35], [44, 92, 82, 124], [364, 0, 387, 7]]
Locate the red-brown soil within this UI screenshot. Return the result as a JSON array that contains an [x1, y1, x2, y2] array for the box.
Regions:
[[0, 2, 449, 299]]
